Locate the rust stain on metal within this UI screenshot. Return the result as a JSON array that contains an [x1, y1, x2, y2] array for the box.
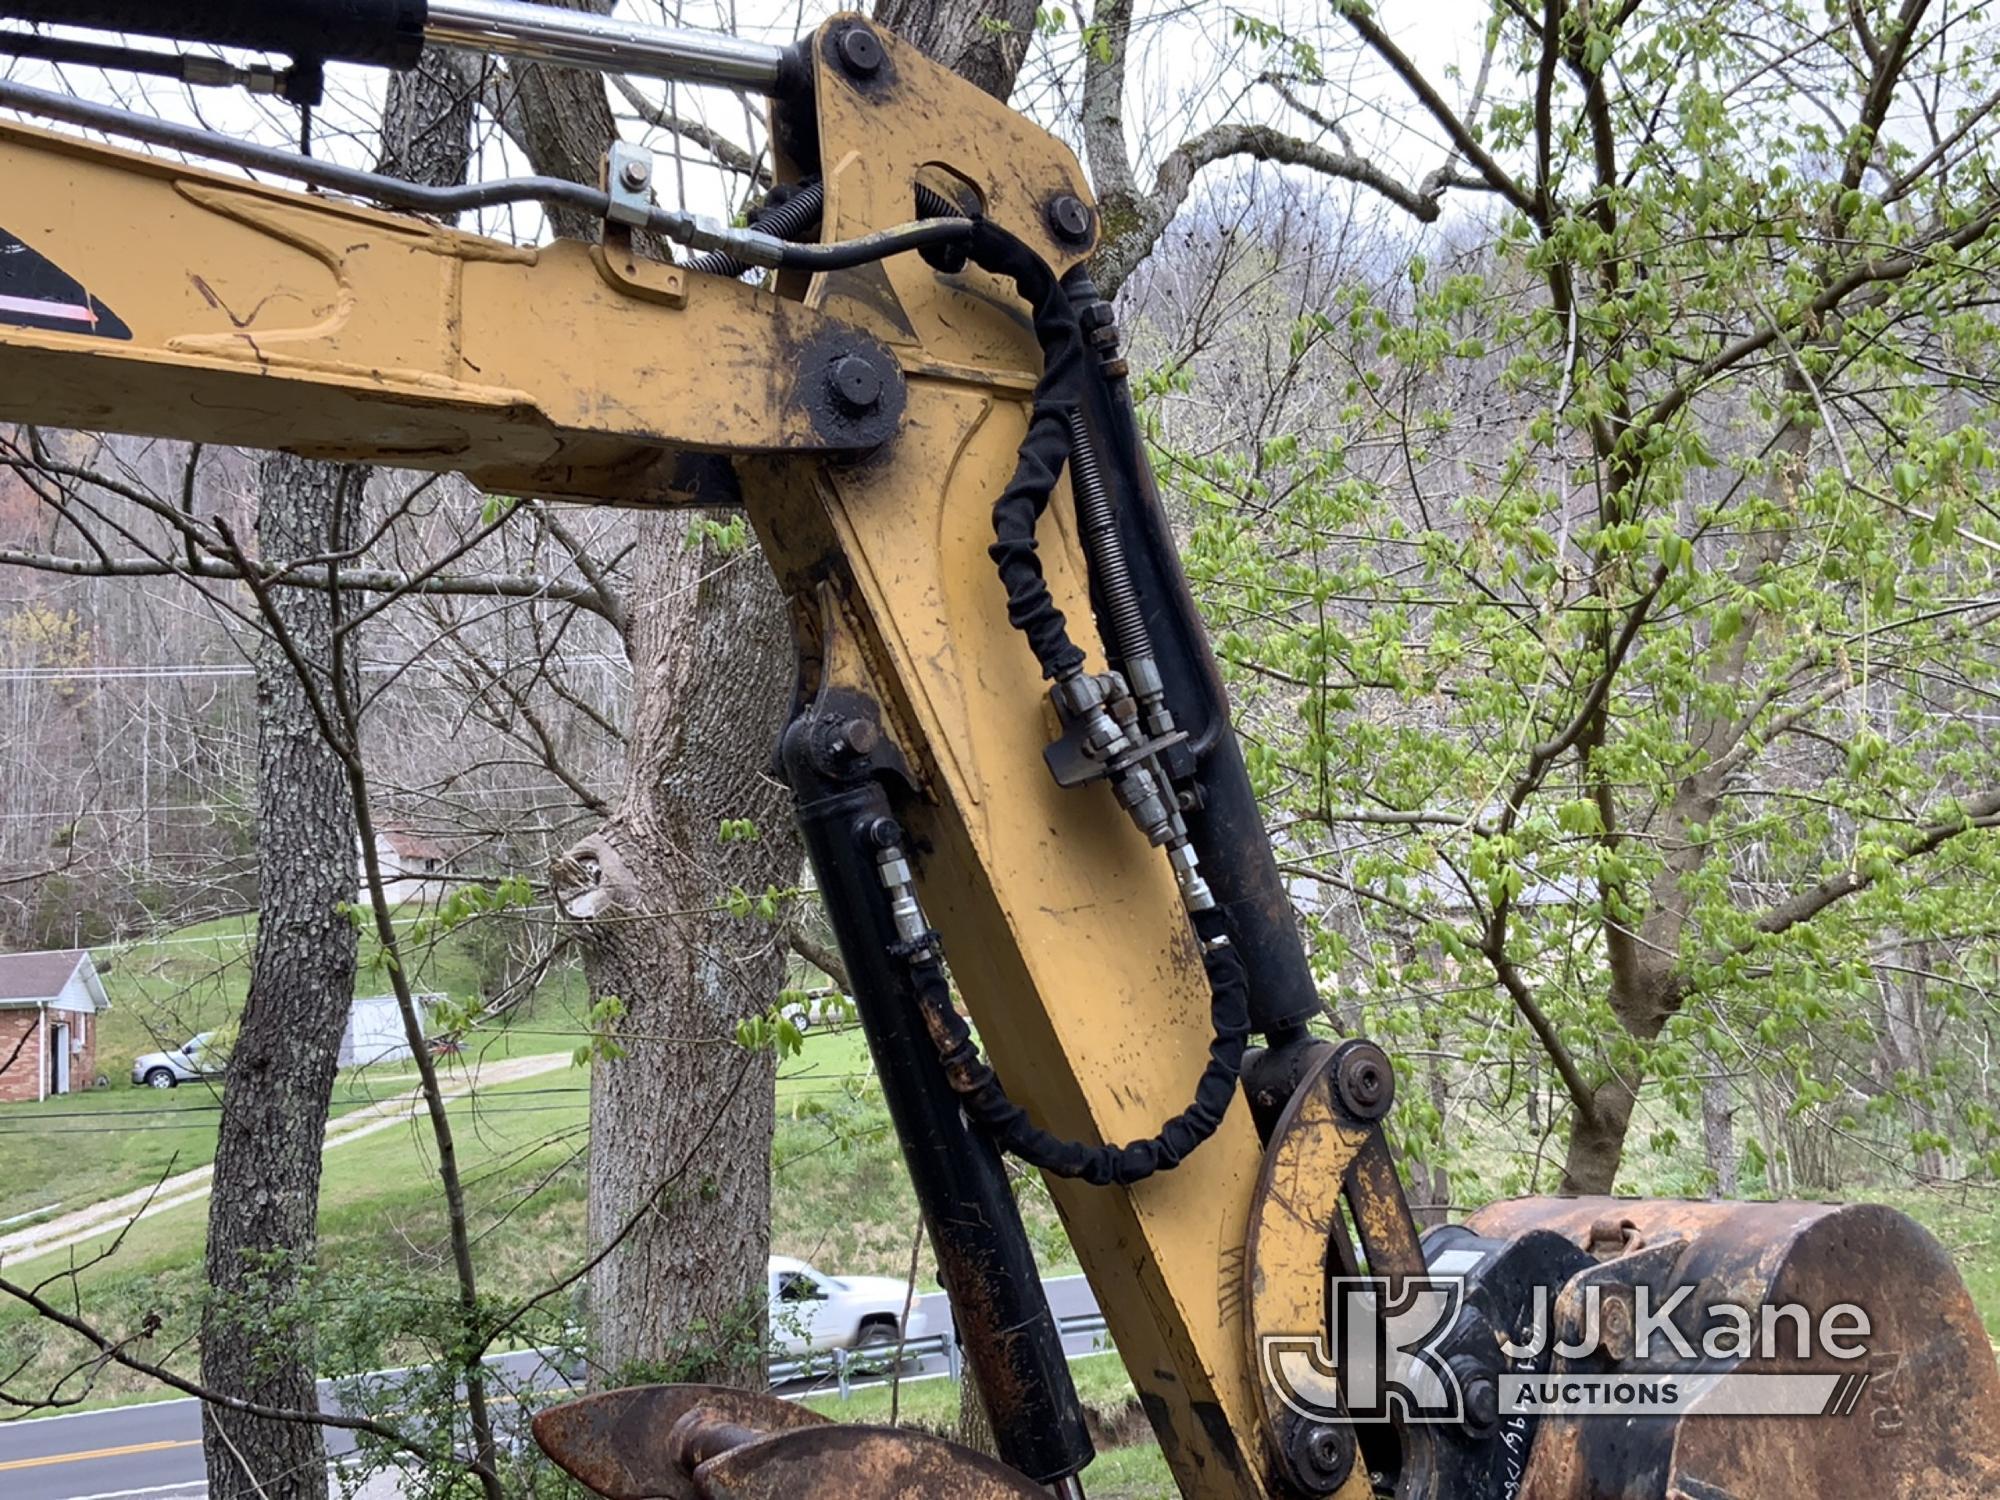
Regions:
[[692, 1424, 1048, 1499], [1466, 1197, 2000, 1500], [531, 1385, 827, 1500]]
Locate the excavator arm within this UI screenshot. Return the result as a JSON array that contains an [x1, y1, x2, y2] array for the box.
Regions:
[[0, 7, 1995, 1498]]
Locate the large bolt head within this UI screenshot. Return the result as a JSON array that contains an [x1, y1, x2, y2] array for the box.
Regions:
[[1463, 1373, 1500, 1433], [829, 355, 883, 414], [1332, 1040, 1395, 1119], [1280, 1412, 1355, 1493], [1047, 194, 1094, 244], [836, 26, 884, 76]]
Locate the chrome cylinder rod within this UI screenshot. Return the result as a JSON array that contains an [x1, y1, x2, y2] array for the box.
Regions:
[[424, 0, 787, 91]]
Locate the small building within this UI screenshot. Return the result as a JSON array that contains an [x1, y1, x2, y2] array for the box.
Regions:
[[339, 993, 436, 1069], [360, 827, 453, 904], [0, 950, 108, 1102]]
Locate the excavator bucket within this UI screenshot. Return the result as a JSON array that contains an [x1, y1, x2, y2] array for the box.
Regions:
[[1464, 1196, 2000, 1500], [532, 1384, 1045, 1500]]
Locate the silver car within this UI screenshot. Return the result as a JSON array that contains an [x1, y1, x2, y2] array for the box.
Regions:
[[131, 1032, 220, 1088]]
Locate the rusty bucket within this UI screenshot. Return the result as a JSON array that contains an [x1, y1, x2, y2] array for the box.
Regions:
[[1464, 1197, 2000, 1500]]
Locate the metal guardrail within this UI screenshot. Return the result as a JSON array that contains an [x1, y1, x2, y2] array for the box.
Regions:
[[773, 1311, 1112, 1399]]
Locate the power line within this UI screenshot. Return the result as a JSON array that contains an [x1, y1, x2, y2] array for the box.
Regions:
[[0, 655, 632, 682]]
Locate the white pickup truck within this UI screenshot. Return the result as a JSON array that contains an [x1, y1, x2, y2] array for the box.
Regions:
[[768, 1254, 929, 1354]]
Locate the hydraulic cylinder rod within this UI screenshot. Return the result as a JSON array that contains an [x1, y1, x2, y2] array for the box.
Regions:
[[424, 0, 788, 90], [0, 0, 790, 91], [778, 698, 1094, 1489]]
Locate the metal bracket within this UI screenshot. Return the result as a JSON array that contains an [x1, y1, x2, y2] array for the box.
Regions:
[[606, 141, 655, 228]]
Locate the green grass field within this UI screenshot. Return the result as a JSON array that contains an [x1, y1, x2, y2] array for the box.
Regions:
[[85, 909, 595, 1080], [0, 1064, 596, 1407], [0, 1067, 459, 1227], [0, 908, 595, 1225], [0, 1022, 934, 1407]]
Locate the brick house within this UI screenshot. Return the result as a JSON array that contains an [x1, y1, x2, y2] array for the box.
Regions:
[[0, 950, 108, 1102]]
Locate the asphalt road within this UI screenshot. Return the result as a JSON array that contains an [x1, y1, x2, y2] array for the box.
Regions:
[[0, 1278, 1102, 1500]]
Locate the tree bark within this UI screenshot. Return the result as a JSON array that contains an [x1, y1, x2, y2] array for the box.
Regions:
[[553, 518, 800, 1382], [199, 55, 473, 1500], [200, 456, 360, 1500], [1559, 1075, 1638, 1196], [516, 0, 1026, 1387], [1700, 1068, 1738, 1197], [872, 0, 1036, 99]]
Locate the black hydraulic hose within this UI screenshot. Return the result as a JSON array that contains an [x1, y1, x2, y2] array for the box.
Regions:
[[904, 906, 1250, 1186], [955, 220, 1091, 682], [684, 180, 826, 278], [0, 75, 615, 218], [684, 180, 960, 279]]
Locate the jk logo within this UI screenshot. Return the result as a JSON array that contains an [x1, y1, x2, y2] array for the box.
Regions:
[[1261, 1275, 1467, 1425]]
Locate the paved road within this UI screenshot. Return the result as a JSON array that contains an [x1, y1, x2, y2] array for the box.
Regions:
[[0, 1278, 1102, 1500]]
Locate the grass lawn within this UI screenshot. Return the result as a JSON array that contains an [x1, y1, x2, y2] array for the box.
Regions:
[[0, 1065, 596, 1406], [0, 1024, 910, 1408], [0, 907, 593, 1224], [86, 909, 594, 1082], [802, 1350, 1137, 1428]]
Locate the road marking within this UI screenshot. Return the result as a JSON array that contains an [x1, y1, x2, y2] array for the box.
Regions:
[[58, 1458, 358, 1500], [57, 1482, 207, 1500], [0, 1436, 201, 1471], [0, 1395, 201, 1428]]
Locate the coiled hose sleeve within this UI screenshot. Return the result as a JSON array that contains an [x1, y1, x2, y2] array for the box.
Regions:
[[905, 906, 1249, 1186], [875, 223, 1248, 1183], [958, 219, 1091, 682]]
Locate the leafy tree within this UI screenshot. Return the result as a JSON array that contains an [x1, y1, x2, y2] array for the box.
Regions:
[[1147, 0, 2000, 1194]]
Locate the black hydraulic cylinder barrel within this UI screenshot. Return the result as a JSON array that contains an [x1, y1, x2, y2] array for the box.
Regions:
[[780, 712, 1093, 1486], [1062, 270, 1322, 1036], [0, 1, 429, 67]]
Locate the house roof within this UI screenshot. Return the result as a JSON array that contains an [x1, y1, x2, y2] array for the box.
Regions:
[[0, 949, 91, 1006], [379, 828, 448, 862]]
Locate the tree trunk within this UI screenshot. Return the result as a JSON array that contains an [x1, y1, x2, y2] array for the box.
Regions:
[[556, 515, 800, 1381], [200, 55, 473, 1500], [515, 0, 1036, 1386], [200, 454, 360, 1500], [1700, 1067, 1738, 1198], [1558, 1075, 1637, 1196], [872, 0, 1036, 98]]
